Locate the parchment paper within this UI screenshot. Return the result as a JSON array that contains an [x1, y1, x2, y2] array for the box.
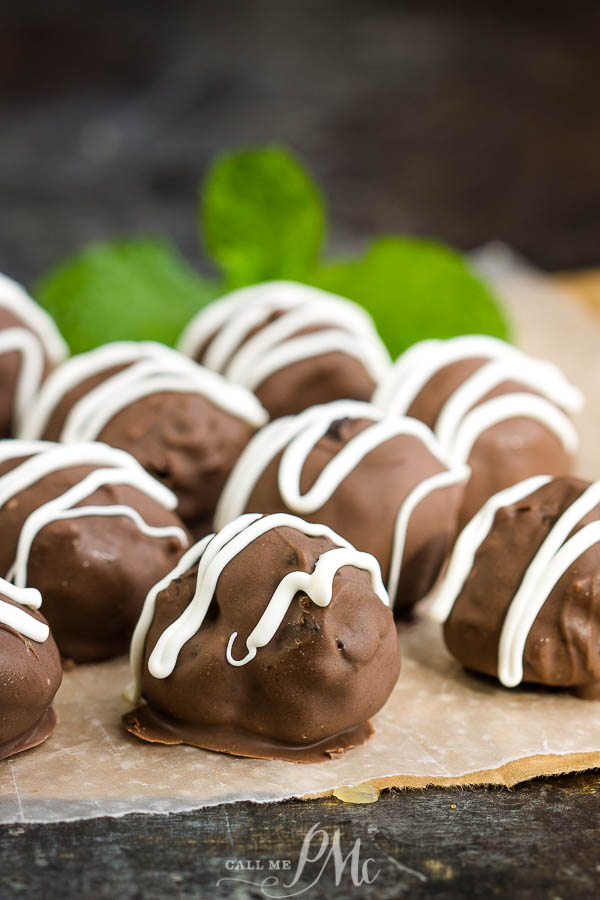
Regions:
[[2, 249, 600, 823]]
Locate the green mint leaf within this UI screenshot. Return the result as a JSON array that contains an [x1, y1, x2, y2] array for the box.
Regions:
[[310, 237, 510, 358], [34, 238, 219, 354], [202, 147, 325, 288]]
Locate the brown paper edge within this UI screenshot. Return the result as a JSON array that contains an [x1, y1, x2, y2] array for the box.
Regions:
[[300, 751, 600, 798]]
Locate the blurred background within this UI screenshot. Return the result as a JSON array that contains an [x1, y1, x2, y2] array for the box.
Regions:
[[1, 0, 599, 283]]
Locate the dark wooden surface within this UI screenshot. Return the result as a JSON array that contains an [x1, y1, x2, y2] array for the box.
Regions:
[[2, 772, 600, 899], [2, 3, 600, 897], [1, 0, 600, 283]]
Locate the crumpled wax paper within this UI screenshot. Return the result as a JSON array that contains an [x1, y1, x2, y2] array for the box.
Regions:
[[2, 248, 600, 823]]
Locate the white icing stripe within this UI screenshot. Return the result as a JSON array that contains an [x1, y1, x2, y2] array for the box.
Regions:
[[178, 281, 383, 355], [0, 579, 42, 609], [447, 393, 579, 466], [178, 284, 307, 355], [0, 439, 58, 463], [0, 579, 48, 643], [58, 356, 202, 441], [131, 513, 388, 694], [128, 535, 215, 702], [203, 304, 275, 372], [434, 358, 582, 449], [428, 475, 553, 624], [61, 372, 266, 443], [147, 514, 271, 680], [214, 400, 467, 607], [373, 337, 521, 414], [430, 475, 600, 689], [131, 512, 269, 700], [0, 441, 191, 643], [0, 272, 68, 364], [236, 329, 388, 392], [7, 466, 188, 587], [226, 544, 387, 667], [499, 522, 600, 686], [21, 342, 268, 443], [277, 409, 449, 514], [0, 442, 179, 511], [177, 280, 391, 389], [0, 328, 46, 433], [386, 466, 471, 605], [224, 309, 389, 387], [215, 400, 444, 527], [0, 599, 49, 643], [214, 416, 305, 529], [373, 335, 583, 418], [18, 341, 182, 440], [497, 481, 600, 687], [372, 339, 442, 412], [225, 304, 368, 378]]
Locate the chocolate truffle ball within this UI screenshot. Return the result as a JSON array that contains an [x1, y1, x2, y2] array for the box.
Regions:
[[373, 335, 583, 527], [430, 475, 600, 695], [19, 341, 268, 537], [0, 272, 67, 438], [124, 513, 401, 762], [177, 281, 391, 419], [215, 400, 468, 615], [0, 440, 191, 662], [0, 581, 62, 760]]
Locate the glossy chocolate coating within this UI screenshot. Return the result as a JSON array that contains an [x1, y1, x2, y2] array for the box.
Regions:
[[96, 391, 257, 538], [404, 357, 574, 526], [41, 363, 128, 441], [445, 476, 600, 690], [0, 456, 189, 662], [0, 597, 62, 760], [39, 362, 258, 537], [197, 315, 377, 419], [128, 525, 401, 761], [243, 417, 464, 614]]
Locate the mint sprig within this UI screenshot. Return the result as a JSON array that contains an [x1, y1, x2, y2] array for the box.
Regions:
[[202, 147, 325, 289], [33, 146, 509, 356], [311, 237, 510, 357], [201, 148, 510, 354], [35, 238, 218, 354]]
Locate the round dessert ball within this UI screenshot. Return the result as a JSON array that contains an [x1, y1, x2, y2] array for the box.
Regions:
[[430, 475, 600, 695], [0, 272, 67, 437], [373, 335, 583, 527], [0, 581, 62, 760], [124, 513, 401, 761], [0, 440, 191, 662], [215, 400, 469, 615], [177, 281, 391, 419], [19, 341, 268, 537]]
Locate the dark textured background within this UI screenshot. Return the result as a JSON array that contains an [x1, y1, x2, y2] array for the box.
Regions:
[[1, 3, 600, 897], [1, 0, 599, 286]]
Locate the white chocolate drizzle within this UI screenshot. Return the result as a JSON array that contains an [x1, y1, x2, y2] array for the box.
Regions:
[[0, 274, 68, 434], [19, 341, 178, 439], [177, 280, 391, 389], [0, 328, 45, 433], [0, 272, 68, 364], [129, 512, 389, 701], [0, 440, 189, 591], [19, 341, 268, 441], [0, 439, 59, 464], [430, 475, 600, 687], [214, 400, 470, 607], [373, 335, 583, 462], [0, 579, 48, 643]]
